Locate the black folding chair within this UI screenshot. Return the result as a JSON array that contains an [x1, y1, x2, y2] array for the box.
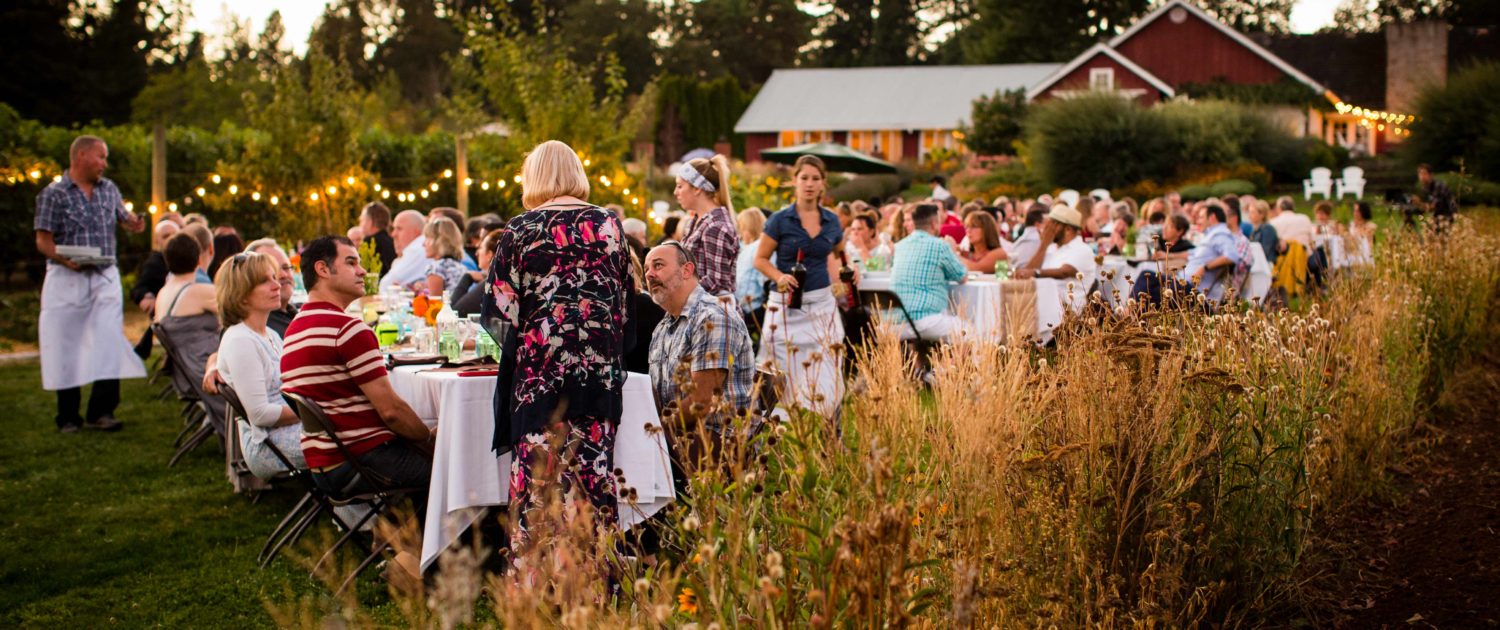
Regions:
[[857, 289, 941, 373], [284, 392, 424, 596], [151, 323, 209, 448], [220, 384, 359, 568], [153, 322, 227, 467]]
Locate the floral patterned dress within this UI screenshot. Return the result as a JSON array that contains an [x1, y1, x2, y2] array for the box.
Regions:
[[482, 203, 632, 550]]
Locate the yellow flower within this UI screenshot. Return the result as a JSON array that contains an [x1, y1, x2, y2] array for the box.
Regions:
[[678, 587, 699, 614]]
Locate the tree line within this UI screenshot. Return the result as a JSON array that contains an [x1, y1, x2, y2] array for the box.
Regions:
[[3, 0, 1488, 132]]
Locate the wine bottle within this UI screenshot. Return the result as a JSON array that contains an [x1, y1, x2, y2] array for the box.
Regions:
[[789, 249, 807, 310]]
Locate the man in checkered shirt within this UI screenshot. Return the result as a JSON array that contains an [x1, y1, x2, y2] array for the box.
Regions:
[[889, 203, 968, 341], [34, 135, 147, 433]]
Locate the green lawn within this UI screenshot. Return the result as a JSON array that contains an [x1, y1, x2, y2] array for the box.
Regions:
[[0, 356, 353, 628]]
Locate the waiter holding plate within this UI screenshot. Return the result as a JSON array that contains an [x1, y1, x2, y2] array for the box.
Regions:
[[34, 135, 147, 433]]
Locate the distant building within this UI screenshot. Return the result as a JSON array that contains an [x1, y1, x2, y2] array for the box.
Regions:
[[736, 0, 1493, 161], [733, 64, 1060, 162]]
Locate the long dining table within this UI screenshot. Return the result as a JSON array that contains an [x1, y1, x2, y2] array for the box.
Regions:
[[388, 364, 675, 572], [859, 272, 1064, 343]]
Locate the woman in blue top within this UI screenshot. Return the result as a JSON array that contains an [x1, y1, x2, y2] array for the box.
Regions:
[[752, 155, 847, 419]]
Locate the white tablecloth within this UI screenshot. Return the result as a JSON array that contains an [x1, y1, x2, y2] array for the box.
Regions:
[[390, 367, 675, 572], [1100, 254, 1273, 307], [861, 274, 1062, 342]]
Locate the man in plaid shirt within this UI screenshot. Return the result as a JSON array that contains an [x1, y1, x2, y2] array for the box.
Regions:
[[35, 135, 147, 433], [890, 203, 967, 341]]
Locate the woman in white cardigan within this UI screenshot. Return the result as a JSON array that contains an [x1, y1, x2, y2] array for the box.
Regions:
[[214, 251, 304, 478]]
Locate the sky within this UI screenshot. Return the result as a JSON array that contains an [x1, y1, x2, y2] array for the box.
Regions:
[[185, 0, 1348, 55]]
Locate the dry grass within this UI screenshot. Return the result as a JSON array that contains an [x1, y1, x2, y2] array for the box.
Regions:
[[272, 215, 1500, 627]]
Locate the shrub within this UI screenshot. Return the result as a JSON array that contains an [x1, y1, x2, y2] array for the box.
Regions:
[[964, 89, 1028, 156], [1026, 95, 1305, 191], [1406, 61, 1500, 181], [830, 174, 904, 203], [1437, 172, 1500, 206], [1178, 184, 1214, 200], [1026, 94, 1175, 190], [1210, 178, 1257, 196]]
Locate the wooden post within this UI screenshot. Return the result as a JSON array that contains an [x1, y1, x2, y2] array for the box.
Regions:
[[455, 136, 469, 216], [151, 124, 166, 230]]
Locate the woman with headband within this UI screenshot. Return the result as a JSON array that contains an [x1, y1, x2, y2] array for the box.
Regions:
[[674, 155, 739, 296]]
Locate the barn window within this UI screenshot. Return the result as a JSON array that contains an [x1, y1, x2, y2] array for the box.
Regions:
[[1090, 67, 1115, 92]]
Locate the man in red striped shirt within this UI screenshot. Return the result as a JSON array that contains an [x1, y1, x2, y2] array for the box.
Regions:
[[280, 236, 432, 500]]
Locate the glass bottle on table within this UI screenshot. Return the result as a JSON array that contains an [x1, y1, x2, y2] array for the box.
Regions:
[[438, 329, 460, 363]]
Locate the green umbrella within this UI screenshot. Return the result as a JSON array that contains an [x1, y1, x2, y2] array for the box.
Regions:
[[759, 142, 898, 175]]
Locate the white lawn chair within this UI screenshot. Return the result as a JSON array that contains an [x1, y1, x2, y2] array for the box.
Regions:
[[1303, 167, 1333, 200], [1334, 166, 1366, 199], [1058, 189, 1080, 208]]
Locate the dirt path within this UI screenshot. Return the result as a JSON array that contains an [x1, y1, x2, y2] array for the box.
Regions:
[[1301, 332, 1500, 627]]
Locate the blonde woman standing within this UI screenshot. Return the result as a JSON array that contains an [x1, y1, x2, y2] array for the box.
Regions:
[[675, 155, 739, 296], [753, 155, 847, 419], [482, 140, 632, 562]]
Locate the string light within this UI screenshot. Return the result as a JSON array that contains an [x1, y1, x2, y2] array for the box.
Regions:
[[228, 184, 238, 194], [168, 202, 178, 211], [269, 195, 279, 205], [346, 176, 356, 185], [52, 175, 62, 183], [481, 181, 490, 190], [148, 204, 158, 214], [420, 190, 429, 198], [196, 187, 206, 197], [326, 185, 337, 196], [309, 192, 319, 201], [373, 183, 381, 192], [251, 191, 261, 201], [443, 169, 454, 178], [381, 190, 390, 199], [28, 170, 40, 179], [211, 174, 221, 184], [429, 182, 439, 192], [124, 201, 134, 212], [464, 177, 473, 186]]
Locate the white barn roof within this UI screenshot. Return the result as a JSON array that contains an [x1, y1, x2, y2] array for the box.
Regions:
[[734, 64, 1063, 134]]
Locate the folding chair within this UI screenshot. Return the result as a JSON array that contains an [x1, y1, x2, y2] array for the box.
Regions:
[[151, 323, 210, 448], [857, 289, 941, 377], [153, 322, 228, 467], [284, 392, 425, 596]]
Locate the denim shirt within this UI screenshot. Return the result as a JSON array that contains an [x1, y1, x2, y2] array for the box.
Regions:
[[1180, 223, 1242, 302], [763, 205, 843, 292]]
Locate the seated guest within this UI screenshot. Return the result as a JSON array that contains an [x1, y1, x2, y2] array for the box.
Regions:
[[183, 223, 215, 284], [734, 208, 770, 321], [622, 217, 649, 263], [960, 210, 1008, 272], [1223, 196, 1251, 238], [429, 207, 479, 271], [1248, 200, 1280, 267], [377, 210, 428, 292], [891, 204, 968, 340], [1013, 205, 1098, 315], [644, 242, 754, 434], [131, 220, 179, 358], [1008, 205, 1046, 270], [1268, 196, 1313, 251], [453, 229, 500, 317], [1312, 200, 1339, 236], [418, 216, 467, 297], [1130, 203, 1243, 308], [359, 202, 398, 277], [1100, 204, 1135, 256], [281, 236, 433, 499], [155, 232, 218, 325], [244, 238, 301, 337], [156, 233, 221, 400], [844, 212, 878, 269], [214, 251, 304, 478], [1351, 201, 1376, 243], [1152, 214, 1196, 264]]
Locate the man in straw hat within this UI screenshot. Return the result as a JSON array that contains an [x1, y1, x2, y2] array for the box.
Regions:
[[1012, 204, 1098, 314]]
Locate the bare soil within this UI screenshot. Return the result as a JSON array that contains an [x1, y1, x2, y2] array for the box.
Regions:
[[1297, 310, 1500, 628]]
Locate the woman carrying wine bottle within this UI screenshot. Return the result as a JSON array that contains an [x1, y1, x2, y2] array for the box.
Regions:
[[752, 155, 847, 419]]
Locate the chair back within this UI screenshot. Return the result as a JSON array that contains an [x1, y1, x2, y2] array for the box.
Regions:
[[1342, 166, 1365, 184], [218, 382, 273, 493], [857, 289, 924, 342], [1309, 167, 1332, 184], [282, 391, 388, 496], [152, 322, 196, 400]]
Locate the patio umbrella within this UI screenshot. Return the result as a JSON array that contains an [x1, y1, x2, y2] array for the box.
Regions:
[[758, 142, 898, 175]]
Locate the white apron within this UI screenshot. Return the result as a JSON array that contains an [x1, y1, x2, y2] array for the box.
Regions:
[[757, 287, 845, 418], [39, 264, 147, 390]]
